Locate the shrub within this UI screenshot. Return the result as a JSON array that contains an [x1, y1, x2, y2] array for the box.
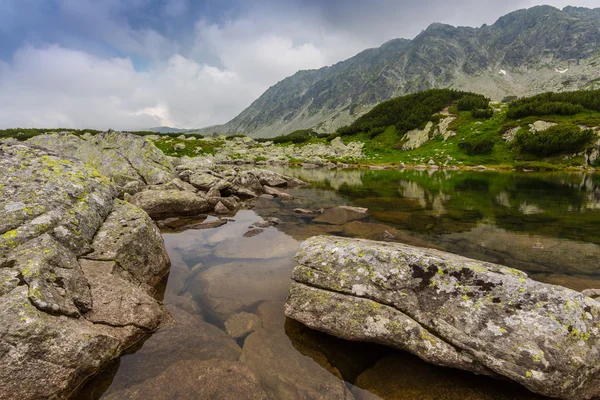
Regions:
[[267, 129, 318, 144], [501, 95, 518, 103], [458, 136, 495, 155], [471, 108, 494, 119], [337, 89, 490, 137], [514, 124, 594, 157], [506, 90, 600, 119], [457, 95, 490, 111]]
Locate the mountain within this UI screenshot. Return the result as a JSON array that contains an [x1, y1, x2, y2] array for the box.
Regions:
[[146, 126, 189, 134], [200, 5, 600, 138]]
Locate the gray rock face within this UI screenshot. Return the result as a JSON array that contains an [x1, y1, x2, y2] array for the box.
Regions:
[[129, 189, 211, 219], [28, 131, 175, 189], [0, 143, 170, 400], [198, 6, 600, 137], [285, 236, 600, 400]]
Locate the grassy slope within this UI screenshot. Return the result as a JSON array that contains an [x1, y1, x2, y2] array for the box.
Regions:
[[339, 104, 599, 170]]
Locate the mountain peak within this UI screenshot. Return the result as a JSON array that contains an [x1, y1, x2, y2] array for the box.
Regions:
[[199, 6, 600, 138]]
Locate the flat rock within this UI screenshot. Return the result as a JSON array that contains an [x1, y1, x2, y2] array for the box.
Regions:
[[103, 359, 268, 400], [103, 305, 241, 392], [285, 236, 600, 400], [240, 329, 353, 399], [129, 189, 211, 219], [313, 207, 367, 225]]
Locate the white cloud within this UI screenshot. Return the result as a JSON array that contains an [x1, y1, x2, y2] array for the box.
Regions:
[[1, 0, 598, 130]]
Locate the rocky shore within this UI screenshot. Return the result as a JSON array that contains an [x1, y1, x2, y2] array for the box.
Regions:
[[0, 132, 306, 399], [285, 236, 600, 400]]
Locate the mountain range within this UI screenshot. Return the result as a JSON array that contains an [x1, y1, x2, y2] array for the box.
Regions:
[[199, 5, 600, 138]]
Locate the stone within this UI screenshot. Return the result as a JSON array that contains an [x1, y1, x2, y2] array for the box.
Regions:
[[29, 131, 175, 189], [104, 359, 268, 400], [214, 201, 230, 214], [264, 186, 294, 200], [103, 305, 241, 392], [212, 228, 299, 259], [129, 189, 211, 219], [351, 353, 539, 400], [285, 236, 600, 400], [84, 199, 170, 287], [224, 312, 262, 339], [0, 142, 170, 400], [188, 172, 221, 191], [305, 155, 324, 166], [244, 228, 264, 237], [331, 136, 346, 150], [313, 207, 367, 225], [240, 329, 353, 400], [191, 258, 295, 320], [338, 205, 368, 213], [173, 143, 185, 151]]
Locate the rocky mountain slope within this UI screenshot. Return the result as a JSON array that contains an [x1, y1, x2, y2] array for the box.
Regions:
[[201, 5, 600, 138]]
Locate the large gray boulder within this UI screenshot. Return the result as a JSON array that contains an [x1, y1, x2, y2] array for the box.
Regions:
[[28, 131, 175, 189], [0, 143, 170, 400], [285, 236, 600, 400]]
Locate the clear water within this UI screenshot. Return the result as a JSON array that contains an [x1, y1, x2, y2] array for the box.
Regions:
[[81, 168, 600, 399]]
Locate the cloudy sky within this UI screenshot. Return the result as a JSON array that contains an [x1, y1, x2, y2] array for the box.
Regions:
[[0, 0, 597, 130]]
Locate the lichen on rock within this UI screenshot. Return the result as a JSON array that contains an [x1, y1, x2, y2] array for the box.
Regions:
[[285, 235, 600, 400]]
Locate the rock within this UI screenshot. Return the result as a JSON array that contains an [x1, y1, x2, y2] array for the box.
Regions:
[[331, 136, 346, 150], [305, 155, 324, 166], [224, 312, 262, 339], [338, 205, 368, 213], [164, 294, 203, 316], [129, 189, 211, 219], [188, 172, 221, 191], [264, 186, 294, 200], [240, 329, 353, 399], [84, 199, 170, 287], [251, 169, 289, 187], [104, 359, 268, 400], [244, 228, 264, 237], [294, 208, 317, 214], [351, 353, 538, 400], [313, 207, 367, 225], [185, 218, 228, 230], [28, 131, 175, 189], [104, 305, 241, 392], [214, 201, 230, 214], [212, 228, 299, 259], [285, 236, 600, 400], [173, 143, 185, 151], [0, 142, 169, 400], [191, 258, 295, 320], [582, 288, 600, 299]]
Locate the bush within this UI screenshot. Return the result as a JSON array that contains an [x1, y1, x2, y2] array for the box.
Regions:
[[514, 124, 594, 157], [507, 90, 600, 119], [457, 95, 490, 112], [471, 108, 494, 119], [267, 129, 318, 144], [337, 89, 490, 137], [458, 136, 495, 155], [501, 95, 518, 103]]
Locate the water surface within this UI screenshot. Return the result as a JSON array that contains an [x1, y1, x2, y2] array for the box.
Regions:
[[81, 168, 600, 399]]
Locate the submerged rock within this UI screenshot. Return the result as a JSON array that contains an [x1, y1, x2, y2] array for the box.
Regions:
[[285, 236, 600, 400], [104, 359, 268, 400], [225, 312, 262, 339]]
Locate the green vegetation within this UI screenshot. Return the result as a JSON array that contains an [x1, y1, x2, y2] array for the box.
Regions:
[[337, 89, 486, 137], [514, 124, 594, 157], [507, 90, 600, 119], [329, 88, 600, 169], [258, 129, 328, 145]]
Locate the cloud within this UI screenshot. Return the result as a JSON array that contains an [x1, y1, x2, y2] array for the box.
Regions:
[[0, 0, 598, 130]]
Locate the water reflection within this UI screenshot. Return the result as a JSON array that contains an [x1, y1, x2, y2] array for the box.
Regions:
[[79, 168, 600, 399]]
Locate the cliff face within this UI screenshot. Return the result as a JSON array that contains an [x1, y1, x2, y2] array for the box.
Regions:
[[201, 5, 600, 138]]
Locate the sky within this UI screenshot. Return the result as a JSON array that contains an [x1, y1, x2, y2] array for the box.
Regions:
[[0, 0, 598, 130]]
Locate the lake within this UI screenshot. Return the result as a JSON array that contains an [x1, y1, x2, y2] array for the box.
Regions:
[[80, 168, 600, 399]]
